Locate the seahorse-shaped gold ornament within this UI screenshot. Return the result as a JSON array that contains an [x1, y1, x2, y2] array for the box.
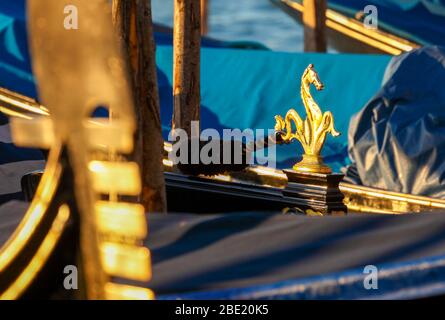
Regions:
[[275, 64, 340, 174]]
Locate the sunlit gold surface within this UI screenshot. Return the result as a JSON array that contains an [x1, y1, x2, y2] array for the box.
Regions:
[[89, 161, 142, 195], [0, 0, 153, 300], [0, 87, 49, 118], [239, 164, 445, 214], [0, 204, 70, 300], [0, 107, 33, 120], [0, 144, 62, 271], [104, 283, 155, 300], [10, 117, 54, 149], [95, 201, 147, 239], [341, 183, 445, 214], [100, 242, 152, 281], [84, 119, 134, 153], [275, 64, 339, 173]]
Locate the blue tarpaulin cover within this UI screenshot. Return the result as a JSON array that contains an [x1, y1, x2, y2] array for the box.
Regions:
[[0, 1, 44, 204], [0, 1, 35, 98], [346, 46, 445, 198], [145, 211, 445, 300], [156, 46, 390, 171]]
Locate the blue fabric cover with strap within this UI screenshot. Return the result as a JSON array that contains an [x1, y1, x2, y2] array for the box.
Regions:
[[156, 46, 390, 171], [0, 1, 36, 98], [0, 1, 44, 204]]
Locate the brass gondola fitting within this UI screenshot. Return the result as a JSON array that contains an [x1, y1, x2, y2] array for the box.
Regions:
[[275, 63, 340, 174], [275, 64, 346, 215], [0, 0, 153, 300]]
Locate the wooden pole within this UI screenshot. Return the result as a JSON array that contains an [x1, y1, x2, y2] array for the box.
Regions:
[[200, 0, 209, 36], [173, 0, 201, 138], [112, 0, 167, 213], [303, 0, 327, 52]]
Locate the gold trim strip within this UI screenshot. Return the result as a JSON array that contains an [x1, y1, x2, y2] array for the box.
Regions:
[[0, 107, 33, 120], [88, 161, 141, 195], [340, 183, 445, 209], [104, 283, 154, 300], [100, 242, 151, 281], [0, 144, 62, 270], [326, 12, 415, 52], [0, 204, 70, 300], [0, 87, 49, 117], [95, 201, 147, 239], [10, 117, 55, 149], [326, 20, 403, 55]]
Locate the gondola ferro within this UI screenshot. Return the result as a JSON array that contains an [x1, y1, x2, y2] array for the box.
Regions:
[[0, 0, 153, 300]]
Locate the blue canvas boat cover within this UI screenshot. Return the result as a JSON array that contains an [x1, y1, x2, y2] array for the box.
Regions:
[[346, 46, 445, 199], [329, 0, 445, 46], [156, 46, 390, 172], [0, 2, 44, 204], [0, 1, 36, 98], [144, 211, 445, 300]]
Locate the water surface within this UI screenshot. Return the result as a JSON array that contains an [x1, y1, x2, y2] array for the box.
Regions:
[[152, 0, 304, 52]]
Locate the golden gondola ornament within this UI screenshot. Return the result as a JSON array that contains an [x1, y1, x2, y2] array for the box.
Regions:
[[0, 0, 154, 300], [275, 63, 340, 174], [276, 64, 347, 215]]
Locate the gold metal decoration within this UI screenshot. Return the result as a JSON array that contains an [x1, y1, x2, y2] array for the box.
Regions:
[[275, 64, 340, 174], [0, 0, 153, 300]]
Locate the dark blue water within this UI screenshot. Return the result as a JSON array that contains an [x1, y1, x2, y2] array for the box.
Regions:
[[152, 0, 304, 52]]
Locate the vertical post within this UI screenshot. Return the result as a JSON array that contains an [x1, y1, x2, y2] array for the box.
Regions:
[[200, 0, 209, 35], [303, 0, 327, 52], [173, 0, 201, 138], [112, 0, 167, 213]]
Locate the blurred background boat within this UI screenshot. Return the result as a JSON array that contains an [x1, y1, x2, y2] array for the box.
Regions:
[[271, 0, 445, 54]]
